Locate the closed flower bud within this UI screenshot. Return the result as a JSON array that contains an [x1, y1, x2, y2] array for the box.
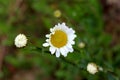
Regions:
[[54, 10, 61, 18], [78, 42, 85, 48], [87, 62, 98, 74], [15, 34, 27, 48]]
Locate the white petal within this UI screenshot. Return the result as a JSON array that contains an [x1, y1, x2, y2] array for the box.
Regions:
[[60, 48, 67, 57], [56, 49, 60, 57], [71, 41, 75, 45], [67, 44, 72, 48], [49, 47, 56, 54], [50, 28, 53, 32], [70, 28, 75, 33], [68, 35, 76, 43], [68, 47, 74, 52], [51, 32, 55, 34], [54, 25, 58, 28], [46, 39, 49, 42], [74, 34, 77, 38], [63, 47, 69, 54], [66, 44, 73, 52], [43, 43, 49, 47], [58, 23, 61, 26], [45, 34, 50, 38], [62, 22, 65, 26]]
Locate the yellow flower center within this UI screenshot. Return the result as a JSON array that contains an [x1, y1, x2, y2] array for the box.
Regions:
[[50, 30, 68, 48]]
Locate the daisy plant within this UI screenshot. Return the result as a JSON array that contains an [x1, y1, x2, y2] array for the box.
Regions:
[[43, 22, 76, 57]]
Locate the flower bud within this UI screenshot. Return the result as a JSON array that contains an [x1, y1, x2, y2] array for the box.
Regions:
[[87, 62, 98, 74], [15, 34, 27, 48]]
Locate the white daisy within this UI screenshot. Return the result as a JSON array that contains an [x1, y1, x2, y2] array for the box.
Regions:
[[43, 23, 76, 57], [15, 34, 27, 48]]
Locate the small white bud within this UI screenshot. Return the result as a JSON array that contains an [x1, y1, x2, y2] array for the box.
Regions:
[[87, 62, 98, 74], [54, 10, 62, 18], [98, 66, 103, 71], [78, 42, 85, 48], [15, 34, 27, 48]]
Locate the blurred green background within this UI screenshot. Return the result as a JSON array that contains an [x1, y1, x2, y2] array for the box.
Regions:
[[0, 0, 120, 80]]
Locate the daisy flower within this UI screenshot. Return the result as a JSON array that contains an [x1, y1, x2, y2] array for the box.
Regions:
[[15, 34, 27, 48], [43, 23, 76, 57]]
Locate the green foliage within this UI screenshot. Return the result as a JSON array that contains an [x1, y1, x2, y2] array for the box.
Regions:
[[0, 0, 120, 80]]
